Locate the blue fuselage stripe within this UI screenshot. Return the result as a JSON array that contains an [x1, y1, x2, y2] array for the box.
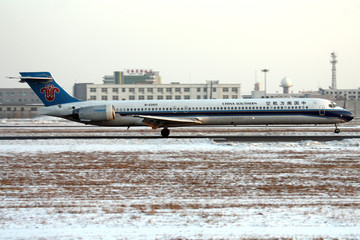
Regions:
[[117, 109, 349, 120]]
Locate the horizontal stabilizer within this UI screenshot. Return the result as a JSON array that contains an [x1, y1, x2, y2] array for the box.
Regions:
[[7, 76, 52, 83], [19, 76, 53, 83]]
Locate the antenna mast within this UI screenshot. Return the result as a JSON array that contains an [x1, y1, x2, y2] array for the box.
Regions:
[[330, 52, 337, 89]]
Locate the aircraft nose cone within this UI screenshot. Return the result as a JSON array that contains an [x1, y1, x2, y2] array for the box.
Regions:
[[344, 111, 354, 122]]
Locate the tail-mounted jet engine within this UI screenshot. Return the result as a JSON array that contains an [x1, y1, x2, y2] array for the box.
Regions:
[[73, 105, 115, 122]]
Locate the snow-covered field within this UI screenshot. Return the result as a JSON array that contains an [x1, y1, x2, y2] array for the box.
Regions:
[[1, 118, 360, 239]]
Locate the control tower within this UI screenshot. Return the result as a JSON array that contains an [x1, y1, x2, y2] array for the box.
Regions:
[[330, 52, 337, 89]]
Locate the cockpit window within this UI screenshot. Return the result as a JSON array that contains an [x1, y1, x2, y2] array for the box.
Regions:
[[329, 102, 337, 108]]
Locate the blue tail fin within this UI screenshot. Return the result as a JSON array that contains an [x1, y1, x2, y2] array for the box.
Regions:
[[19, 72, 81, 106]]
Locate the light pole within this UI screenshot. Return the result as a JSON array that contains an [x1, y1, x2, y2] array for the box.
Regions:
[[261, 69, 269, 98]]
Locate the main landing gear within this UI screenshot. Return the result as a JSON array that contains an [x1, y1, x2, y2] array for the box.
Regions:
[[334, 124, 340, 134], [161, 128, 170, 138]]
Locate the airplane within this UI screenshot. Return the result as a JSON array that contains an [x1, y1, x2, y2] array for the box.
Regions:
[[13, 72, 354, 137]]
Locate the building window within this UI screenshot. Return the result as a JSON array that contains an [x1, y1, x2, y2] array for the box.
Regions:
[[112, 88, 119, 93], [113, 96, 119, 100], [203, 87, 207, 92], [166, 88, 172, 93], [232, 88, 238, 93], [139, 88, 145, 93], [101, 88, 108, 93], [223, 95, 229, 99], [30, 107, 37, 111], [232, 95, 238, 99], [184, 88, 190, 92], [197, 95, 201, 99], [223, 88, 229, 92], [90, 96, 96, 100], [147, 96, 153, 100], [129, 88, 135, 93], [122, 88, 126, 92], [90, 88, 96, 92], [139, 96, 145, 100], [147, 88, 153, 93], [157, 88, 163, 93], [213, 88, 217, 92], [175, 95, 181, 100], [157, 96, 163, 100], [166, 95, 172, 100], [197, 88, 201, 92], [102, 96, 108, 100], [175, 88, 181, 92], [129, 96, 135, 100], [185, 95, 190, 100]]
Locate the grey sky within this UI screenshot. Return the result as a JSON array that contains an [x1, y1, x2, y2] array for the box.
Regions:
[[1, 0, 359, 95]]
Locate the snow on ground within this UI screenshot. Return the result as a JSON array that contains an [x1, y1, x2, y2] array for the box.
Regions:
[[1, 119, 360, 239]]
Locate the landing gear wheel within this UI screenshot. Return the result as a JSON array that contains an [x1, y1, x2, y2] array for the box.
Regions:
[[334, 124, 340, 134], [161, 128, 170, 138]]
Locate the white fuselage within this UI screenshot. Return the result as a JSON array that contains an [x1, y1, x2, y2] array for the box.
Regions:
[[40, 98, 353, 127]]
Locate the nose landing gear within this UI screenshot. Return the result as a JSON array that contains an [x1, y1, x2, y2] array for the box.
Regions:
[[334, 124, 340, 134]]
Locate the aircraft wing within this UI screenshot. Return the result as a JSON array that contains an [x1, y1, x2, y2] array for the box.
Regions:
[[134, 115, 202, 129]]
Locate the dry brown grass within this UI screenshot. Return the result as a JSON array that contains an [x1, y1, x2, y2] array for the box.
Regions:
[[1, 145, 360, 215]]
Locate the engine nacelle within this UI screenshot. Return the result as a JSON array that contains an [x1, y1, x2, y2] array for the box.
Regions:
[[73, 105, 115, 122]]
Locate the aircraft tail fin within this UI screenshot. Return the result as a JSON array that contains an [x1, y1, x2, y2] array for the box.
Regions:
[[19, 72, 81, 106]]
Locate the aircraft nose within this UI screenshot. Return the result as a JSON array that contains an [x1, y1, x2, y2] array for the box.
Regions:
[[343, 111, 354, 122]]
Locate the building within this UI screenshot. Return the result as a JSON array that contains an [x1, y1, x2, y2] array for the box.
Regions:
[[103, 69, 161, 85], [0, 104, 42, 118], [0, 88, 42, 104], [73, 80, 241, 101], [0, 88, 42, 118], [73, 83, 92, 102], [319, 88, 360, 100]]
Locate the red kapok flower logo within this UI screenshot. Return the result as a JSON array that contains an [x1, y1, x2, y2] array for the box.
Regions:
[[40, 84, 60, 102]]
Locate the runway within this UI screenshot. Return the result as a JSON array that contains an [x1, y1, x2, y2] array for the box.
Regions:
[[1, 134, 360, 142], [1, 117, 359, 142]]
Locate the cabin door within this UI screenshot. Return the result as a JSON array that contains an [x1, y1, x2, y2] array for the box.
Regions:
[[319, 105, 325, 115]]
